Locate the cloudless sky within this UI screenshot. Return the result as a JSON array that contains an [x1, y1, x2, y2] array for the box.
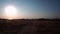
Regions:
[[0, 0, 60, 19]]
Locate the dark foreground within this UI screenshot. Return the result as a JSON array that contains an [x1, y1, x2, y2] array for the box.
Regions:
[[0, 19, 60, 34]]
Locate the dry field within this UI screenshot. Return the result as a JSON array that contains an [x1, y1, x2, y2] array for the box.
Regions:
[[0, 19, 60, 34]]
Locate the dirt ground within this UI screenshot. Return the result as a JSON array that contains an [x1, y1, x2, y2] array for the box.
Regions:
[[0, 19, 60, 34]]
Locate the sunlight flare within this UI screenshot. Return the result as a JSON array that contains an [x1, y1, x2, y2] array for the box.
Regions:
[[4, 5, 18, 19]]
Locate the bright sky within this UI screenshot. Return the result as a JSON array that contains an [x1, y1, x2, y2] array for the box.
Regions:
[[0, 0, 60, 19]]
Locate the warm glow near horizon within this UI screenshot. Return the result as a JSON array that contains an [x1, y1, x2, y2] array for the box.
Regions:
[[3, 5, 18, 20]]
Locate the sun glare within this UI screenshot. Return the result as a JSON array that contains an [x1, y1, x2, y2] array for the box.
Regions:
[[4, 5, 18, 20]]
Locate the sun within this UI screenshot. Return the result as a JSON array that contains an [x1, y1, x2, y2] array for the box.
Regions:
[[4, 5, 18, 20]]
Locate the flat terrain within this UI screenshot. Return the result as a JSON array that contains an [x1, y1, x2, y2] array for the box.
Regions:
[[0, 19, 60, 34]]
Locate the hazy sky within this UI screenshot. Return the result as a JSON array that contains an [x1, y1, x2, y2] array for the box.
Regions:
[[0, 0, 60, 19]]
